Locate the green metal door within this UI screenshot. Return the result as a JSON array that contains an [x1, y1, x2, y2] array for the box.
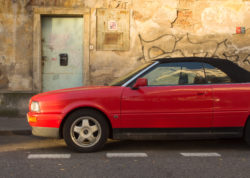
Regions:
[[42, 17, 83, 92]]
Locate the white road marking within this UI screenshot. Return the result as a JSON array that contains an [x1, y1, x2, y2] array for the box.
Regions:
[[180, 152, 221, 157], [27, 154, 71, 159], [106, 153, 148, 158]]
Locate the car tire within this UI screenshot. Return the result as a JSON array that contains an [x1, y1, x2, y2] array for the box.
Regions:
[[244, 119, 250, 146], [63, 109, 109, 152]]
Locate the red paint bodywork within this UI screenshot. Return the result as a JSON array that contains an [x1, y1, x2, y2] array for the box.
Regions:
[[27, 83, 250, 131], [121, 85, 213, 128]]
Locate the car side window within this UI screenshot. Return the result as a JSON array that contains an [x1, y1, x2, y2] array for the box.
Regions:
[[180, 62, 206, 85], [203, 63, 232, 84], [140, 62, 206, 86]]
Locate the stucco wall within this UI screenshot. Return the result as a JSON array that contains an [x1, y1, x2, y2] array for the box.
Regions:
[[0, 0, 250, 90], [90, 0, 250, 85], [0, 0, 33, 91]]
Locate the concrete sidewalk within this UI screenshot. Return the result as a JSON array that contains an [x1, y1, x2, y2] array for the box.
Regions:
[[0, 117, 31, 136]]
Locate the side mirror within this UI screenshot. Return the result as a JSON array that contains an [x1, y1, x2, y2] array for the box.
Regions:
[[132, 78, 148, 89]]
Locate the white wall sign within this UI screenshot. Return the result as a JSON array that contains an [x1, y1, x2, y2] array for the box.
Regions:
[[108, 20, 117, 31]]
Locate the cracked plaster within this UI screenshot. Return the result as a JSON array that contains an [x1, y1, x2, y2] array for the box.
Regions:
[[0, 0, 249, 89]]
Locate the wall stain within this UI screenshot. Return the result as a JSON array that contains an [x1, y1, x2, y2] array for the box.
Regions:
[[0, 64, 9, 89], [26, 0, 84, 7]]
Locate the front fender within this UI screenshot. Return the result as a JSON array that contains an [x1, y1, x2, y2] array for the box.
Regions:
[[60, 101, 120, 128], [62, 101, 110, 119]]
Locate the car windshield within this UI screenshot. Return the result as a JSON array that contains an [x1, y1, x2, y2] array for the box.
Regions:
[[109, 62, 154, 86]]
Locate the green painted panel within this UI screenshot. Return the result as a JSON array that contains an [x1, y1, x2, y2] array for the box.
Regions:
[[42, 17, 83, 92]]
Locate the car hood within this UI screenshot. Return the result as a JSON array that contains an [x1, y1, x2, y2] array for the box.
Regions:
[[29, 86, 125, 114], [31, 86, 123, 101]]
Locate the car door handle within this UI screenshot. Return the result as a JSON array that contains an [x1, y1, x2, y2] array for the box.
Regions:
[[197, 92, 206, 96]]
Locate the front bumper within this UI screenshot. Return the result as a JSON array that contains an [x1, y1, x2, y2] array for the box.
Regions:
[[27, 112, 63, 138], [32, 126, 59, 138]]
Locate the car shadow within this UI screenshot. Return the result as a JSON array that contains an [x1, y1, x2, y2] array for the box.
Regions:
[[103, 138, 250, 152], [1, 135, 249, 153]]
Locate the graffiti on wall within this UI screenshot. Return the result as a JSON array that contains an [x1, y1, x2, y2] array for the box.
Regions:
[[138, 30, 250, 68], [108, 0, 130, 9]]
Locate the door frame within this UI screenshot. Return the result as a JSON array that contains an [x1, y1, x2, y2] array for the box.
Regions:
[[32, 7, 90, 92]]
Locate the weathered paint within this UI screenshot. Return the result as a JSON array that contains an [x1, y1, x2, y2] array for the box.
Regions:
[[42, 17, 83, 92], [0, 0, 250, 116]]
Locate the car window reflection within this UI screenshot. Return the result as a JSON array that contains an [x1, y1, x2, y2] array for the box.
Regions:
[[141, 62, 206, 86], [203, 63, 232, 84]]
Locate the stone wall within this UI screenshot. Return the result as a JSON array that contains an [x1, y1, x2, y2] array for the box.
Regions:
[[0, 0, 250, 115]]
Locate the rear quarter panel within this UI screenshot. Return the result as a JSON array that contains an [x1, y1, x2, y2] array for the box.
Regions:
[[212, 83, 250, 127]]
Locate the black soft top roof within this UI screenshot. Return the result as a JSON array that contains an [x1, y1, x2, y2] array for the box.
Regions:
[[154, 57, 250, 83]]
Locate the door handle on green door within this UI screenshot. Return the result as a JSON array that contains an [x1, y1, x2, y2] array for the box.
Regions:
[[42, 56, 47, 66]]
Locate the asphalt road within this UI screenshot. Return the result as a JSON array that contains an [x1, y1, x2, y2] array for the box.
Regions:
[[0, 135, 250, 178]]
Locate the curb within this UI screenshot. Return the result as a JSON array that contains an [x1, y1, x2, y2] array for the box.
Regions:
[[0, 130, 31, 136]]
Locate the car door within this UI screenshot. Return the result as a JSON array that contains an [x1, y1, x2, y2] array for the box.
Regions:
[[203, 63, 249, 130], [121, 62, 213, 130]]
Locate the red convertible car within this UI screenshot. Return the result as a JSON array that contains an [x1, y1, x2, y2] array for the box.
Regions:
[[27, 57, 250, 152]]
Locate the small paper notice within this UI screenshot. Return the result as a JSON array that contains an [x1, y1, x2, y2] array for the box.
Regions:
[[108, 20, 117, 31]]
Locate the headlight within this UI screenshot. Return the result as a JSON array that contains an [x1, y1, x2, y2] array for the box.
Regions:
[[31, 101, 40, 112]]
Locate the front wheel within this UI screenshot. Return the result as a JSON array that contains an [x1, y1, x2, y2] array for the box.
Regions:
[[63, 109, 109, 152]]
